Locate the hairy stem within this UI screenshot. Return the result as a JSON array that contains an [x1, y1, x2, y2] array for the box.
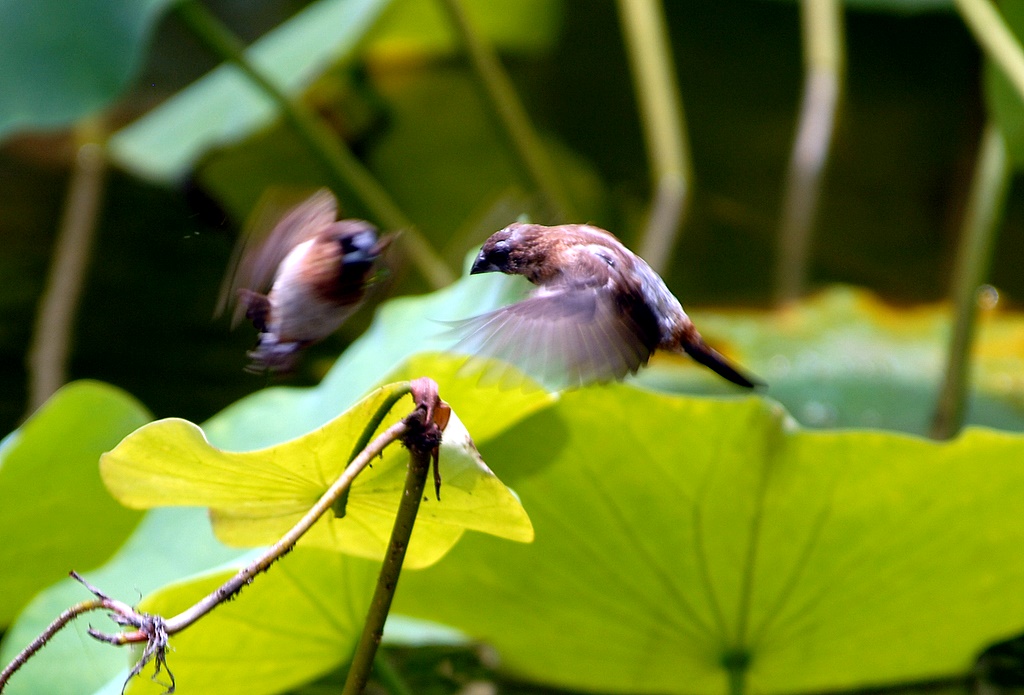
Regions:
[[955, 0, 1024, 104], [616, 0, 692, 272], [931, 123, 1010, 439], [436, 0, 577, 222], [88, 414, 411, 646], [27, 121, 107, 412], [173, 0, 454, 289], [774, 0, 844, 305], [0, 599, 113, 691], [342, 433, 432, 694]]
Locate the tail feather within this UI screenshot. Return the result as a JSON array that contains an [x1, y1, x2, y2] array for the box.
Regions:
[[681, 337, 762, 389]]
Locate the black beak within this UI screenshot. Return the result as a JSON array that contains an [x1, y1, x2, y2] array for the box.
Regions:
[[470, 252, 500, 275]]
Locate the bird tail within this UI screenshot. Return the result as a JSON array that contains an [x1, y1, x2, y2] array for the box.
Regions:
[[680, 333, 762, 389], [245, 334, 302, 374]]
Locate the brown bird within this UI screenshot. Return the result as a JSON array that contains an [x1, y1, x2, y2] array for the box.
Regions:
[[451, 222, 760, 389], [218, 189, 388, 373]]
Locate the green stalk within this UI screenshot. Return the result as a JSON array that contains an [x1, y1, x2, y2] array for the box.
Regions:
[[436, 0, 577, 222], [721, 649, 750, 695], [334, 383, 413, 518], [27, 119, 107, 412], [931, 123, 1010, 439], [774, 0, 844, 305], [955, 0, 1024, 104], [342, 443, 431, 694], [616, 0, 693, 272], [172, 0, 455, 289]]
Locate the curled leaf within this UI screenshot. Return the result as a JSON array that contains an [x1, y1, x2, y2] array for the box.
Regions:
[[100, 382, 532, 569]]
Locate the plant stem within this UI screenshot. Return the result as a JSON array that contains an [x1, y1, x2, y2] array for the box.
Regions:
[[722, 649, 750, 695], [615, 0, 693, 272], [336, 384, 415, 517], [342, 437, 432, 694], [436, 0, 577, 222], [27, 120, 107, 412], [0, 599, 112, 691], [88, 415, 411, 647], [774, 0, 844, 305], [931, 123, 1010, 439], [955, 0, 1024, 104], [172, 0, 455, 289]]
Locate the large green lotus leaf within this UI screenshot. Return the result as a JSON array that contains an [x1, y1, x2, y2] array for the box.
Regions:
[[0, 381, 149, 626], [638, 286, 1024, 434], [118, 548, 379, 695], [205, 277, 1024, 451], [0, 0, 172, 139], [985, 0, 1024, 168], [395, 385, 1024, 694], [100, 380, 533, 569], [0, 507, 244, 695]]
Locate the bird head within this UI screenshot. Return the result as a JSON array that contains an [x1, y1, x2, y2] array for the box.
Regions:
[[332, 220, 380, 268], [471, 223, 544, 276]]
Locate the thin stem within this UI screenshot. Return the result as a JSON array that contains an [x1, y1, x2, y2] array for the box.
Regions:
[[90, 415, 411, 645], [774, 0, 844, 305], [436, 0, 577, 222], [0, 600, 111, 690], [931, 123, 1010, 439], [27, 121, 107, 412], [342, 437, 432, 694], [615, 0, 693, 272], [722, 649, 750, 695], [955, 0, 1024, 104], [335, 384, 415, 517], [173, 0, 455, 289]]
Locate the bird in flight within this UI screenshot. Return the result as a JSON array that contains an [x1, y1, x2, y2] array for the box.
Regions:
[[218, 189, 388, 373], [450, 222, 761, 390]]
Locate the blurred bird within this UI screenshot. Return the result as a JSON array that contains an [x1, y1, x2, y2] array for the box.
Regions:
[[451, 222, 761, 389], [218, 189, 388, 373]]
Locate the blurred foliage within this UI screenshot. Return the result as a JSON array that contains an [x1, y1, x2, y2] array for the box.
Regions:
[[986, 0, 1024, 168], [0, 381, 148, 626], [0, 0, 995, 433], [4, 0, 1024, 694]]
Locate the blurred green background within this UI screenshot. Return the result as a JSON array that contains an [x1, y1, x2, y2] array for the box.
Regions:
[[0, 0, 1003, 434], [7, 1, 1024, 693]]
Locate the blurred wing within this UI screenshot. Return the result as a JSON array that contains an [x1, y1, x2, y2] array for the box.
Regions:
[[449, 287, 657, 389], [216, 189, 338, 325]]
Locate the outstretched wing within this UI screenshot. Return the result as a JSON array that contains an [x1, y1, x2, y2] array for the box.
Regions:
[[449, 285, 660, 390], [216, 189, 338, 326]]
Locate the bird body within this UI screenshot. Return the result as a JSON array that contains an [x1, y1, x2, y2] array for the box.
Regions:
[[218, 189, 385, 373], [455, 222, 759, 389]]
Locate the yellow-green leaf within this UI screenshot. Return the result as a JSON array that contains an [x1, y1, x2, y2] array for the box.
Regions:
[[100, 381, 532, 569], [396, 385, 1024, 694], [124, 548, 380, 695]]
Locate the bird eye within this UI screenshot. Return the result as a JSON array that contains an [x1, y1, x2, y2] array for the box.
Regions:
[[488, 241, 512, 267], [340, 230, 376, 254]]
